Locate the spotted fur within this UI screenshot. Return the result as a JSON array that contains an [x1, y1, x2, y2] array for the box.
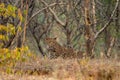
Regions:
[[45, 37, 83, 58]]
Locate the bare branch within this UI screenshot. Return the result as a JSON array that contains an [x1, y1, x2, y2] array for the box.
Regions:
[[94, 0, 120, 40], [27, 3, 57, 25], [41, 0, 66, 26]]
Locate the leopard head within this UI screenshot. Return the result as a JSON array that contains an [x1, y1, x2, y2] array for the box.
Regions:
[[45, 37, 58, 52], [45, 37, 57, 45]]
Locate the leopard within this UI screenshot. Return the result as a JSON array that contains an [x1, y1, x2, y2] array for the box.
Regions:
[[45, 37, 84, 58]]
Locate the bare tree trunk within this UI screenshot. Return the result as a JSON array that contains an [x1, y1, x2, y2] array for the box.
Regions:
[[107, 37, 115, 57], [64, 20, 71, 48], [91, 0, 96, 55], [84, 0, 94, 57], [22, 0, 28, 46], [115, 2, 120, 48], [65, 27, 71, 48], [104, 3, 111, 57], [115, 3, 120, 57], [104, 28, 111, 57], [17, 36, 22, 48], [92, 0, 96, 33]]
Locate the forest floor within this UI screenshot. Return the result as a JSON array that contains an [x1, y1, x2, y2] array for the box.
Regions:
[[0, 57, 120, 80]]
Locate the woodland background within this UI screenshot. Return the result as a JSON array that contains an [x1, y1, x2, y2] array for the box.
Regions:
[[0, 0, 120, 58], [0, 0, 120, 80]]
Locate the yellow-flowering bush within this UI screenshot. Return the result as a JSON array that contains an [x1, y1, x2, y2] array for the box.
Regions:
[[0, 3, 17, 18], [0, 46, 28, 66], [0, 3, 35, 74]]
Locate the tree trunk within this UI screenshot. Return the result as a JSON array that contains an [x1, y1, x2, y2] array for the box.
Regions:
[[92, 0, 96, 33], [84, 0, 94, 57]]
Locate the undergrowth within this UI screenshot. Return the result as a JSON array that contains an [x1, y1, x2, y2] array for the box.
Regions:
[[0, 46, 36, 74]]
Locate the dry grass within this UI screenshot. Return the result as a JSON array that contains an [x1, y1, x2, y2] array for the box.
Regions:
[[0, 57, 120, 80]]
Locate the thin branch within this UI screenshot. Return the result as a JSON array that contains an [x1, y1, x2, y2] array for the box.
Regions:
[[94, 0, 120, 40], [22, 1, 28, 46], [41, 0, 66, 26], [27, 2, 65, 25]]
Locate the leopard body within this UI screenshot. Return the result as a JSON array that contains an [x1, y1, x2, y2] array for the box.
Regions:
[[45, 37, 83, 58]]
